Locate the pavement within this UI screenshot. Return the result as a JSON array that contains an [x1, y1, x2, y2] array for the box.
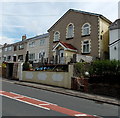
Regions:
[[2, 78, 120, 106]]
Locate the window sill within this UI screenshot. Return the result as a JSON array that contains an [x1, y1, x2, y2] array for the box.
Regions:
[[81, 34, 90, 37], [53, 41, 59, 43], [66, 37, 74, 40], [81, 52, 90, 55]]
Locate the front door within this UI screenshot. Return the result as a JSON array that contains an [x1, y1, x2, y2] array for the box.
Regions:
[[13, 56, 16, 62], [59, 50, 64, 64]]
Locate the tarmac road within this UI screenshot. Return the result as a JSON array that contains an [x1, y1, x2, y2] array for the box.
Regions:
[[1, 80, 119, 117]]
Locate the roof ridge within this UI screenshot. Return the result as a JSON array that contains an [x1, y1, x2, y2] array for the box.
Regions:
[[70, 9, 101, 16]]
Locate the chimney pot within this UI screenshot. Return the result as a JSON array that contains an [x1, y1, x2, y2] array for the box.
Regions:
[[22, 34, 26, 41]]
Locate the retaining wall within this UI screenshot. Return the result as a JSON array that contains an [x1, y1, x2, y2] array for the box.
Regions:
[[22, 65, 73, 89]]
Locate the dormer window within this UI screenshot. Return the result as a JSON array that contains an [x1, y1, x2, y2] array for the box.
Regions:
[[54, 31, 60, 42], [66, 23, 74, 39], [82, 23, 91, 36]]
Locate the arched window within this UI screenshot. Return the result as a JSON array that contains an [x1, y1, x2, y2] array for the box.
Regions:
[[66, 23, 74, 38], [82, 23, 91, 36], [54, 31, 60, 41]]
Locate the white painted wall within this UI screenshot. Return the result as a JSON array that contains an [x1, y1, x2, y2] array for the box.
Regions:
[[27, 35, 49, 62], [110, 29, 120, 44], [118, 40, 120, 60], [119, 29, 120, 39], [109, 29, 120, 60], [109, 42, 119, 60]]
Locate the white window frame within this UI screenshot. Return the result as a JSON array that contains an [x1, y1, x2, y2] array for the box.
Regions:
[[29, 41, 35, 47], [7, 55, 11, 61], [54, 31, 60, 41], [81, 39, 91, 53], [29, 53, 35, 60], [3, 55, 7, 61], [8, 46, 12, 51], [18, 55, 23, 61], [82, 23, 91, 36], [40, 39, 45, 46], [19, 44, 24, 50], [66, 23, 74, 38], [5, 48, 7, 52], [39, 51, 45, 59]]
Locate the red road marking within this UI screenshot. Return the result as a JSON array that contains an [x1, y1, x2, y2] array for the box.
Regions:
[[17, 97, 48, 105], [0, 90, 100, 118], [1, 91, 22, 98]]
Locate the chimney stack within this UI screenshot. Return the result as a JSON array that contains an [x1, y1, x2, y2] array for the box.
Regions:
[[22, 34, 27, 41], [4, 43, 7, 47]]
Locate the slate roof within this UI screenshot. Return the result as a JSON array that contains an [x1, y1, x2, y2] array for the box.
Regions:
[[109, 19, 120, 30], [27, 33, 49, 41], [3, 33, 49, 48], [48, 9, 112, 31], [72, 9, 100, 16]]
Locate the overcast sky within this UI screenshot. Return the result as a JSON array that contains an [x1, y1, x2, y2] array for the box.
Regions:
[[0, 0, 119, 45]]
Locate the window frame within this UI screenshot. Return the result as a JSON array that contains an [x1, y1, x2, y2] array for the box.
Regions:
[[14, 45, 17, 51], [53, 31, 60, 42], [81, 39, 91, 54], [29, 41, 35, 48], [40, 39, 45, 46], [7, 55, 11, 61], [66, 23, 74, 39], [82, 23, 91, 36], [18, 55, 23, 61], [29, 53, 35, 60], [8, 46, 12, 51], [5, 48, 7, 52], [19, 44, 24, 50], [39, 51, 45, 59]]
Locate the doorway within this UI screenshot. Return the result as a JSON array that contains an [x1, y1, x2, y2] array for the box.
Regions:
[[13, 56, 16, 62], [7, 63, 14, 79], [59, 49, 64, 64]]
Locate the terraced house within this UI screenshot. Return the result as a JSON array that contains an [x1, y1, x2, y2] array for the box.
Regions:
[[2, 33, 49, 64], [0, 44, 3, 63], [2, 35, 27, 62], [48, 9, 112, 64], [27, 33, 49, 63]]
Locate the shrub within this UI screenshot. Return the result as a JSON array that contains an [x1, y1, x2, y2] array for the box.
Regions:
[[89, 60, 120, 76], [89, 60, 120, 84], [74, 60, 120, 84], [74, 62, 90, 77], [2, 63, 7, 68], [23, 62, 30, 71]]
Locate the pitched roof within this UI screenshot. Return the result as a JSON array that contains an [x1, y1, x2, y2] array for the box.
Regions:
[[2, 33, 49, 48], [53, 41, 77, 52], [27, 33, 49, 41], [48, 9, 112, 31], [109, 19, 120, 30]]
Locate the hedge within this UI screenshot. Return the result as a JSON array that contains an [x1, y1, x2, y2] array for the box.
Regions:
[[74, 60, 120, 84]]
